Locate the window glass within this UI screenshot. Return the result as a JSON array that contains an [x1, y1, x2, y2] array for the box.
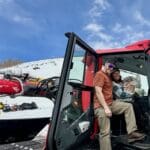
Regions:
[[68, 45, 85, 83]]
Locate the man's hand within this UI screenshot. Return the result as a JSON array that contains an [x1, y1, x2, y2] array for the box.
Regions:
[[104, 107, 112, 117], [95, 86, 112, 117]]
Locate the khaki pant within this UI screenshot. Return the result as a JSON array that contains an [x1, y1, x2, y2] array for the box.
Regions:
[[94, 100, 137, 150]]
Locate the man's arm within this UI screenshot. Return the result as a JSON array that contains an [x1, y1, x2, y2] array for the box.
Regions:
[[95, 86, 112, 117]]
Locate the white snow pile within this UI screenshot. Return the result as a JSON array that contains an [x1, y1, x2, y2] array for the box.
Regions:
[[0, 58, 64, 79]]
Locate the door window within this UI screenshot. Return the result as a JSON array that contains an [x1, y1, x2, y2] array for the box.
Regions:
[[68, 44, 86, 83]]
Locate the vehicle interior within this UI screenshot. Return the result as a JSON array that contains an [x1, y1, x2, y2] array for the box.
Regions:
[[24, 76, 60, 101], [102, 52, 150, 149], [46, 33, 150, 150]]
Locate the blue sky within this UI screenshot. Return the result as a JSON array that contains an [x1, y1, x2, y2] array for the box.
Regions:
[[0, 0, 150, 62]]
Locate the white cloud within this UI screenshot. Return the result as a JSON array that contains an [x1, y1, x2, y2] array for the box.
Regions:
[[112, 23, 132, 33], [84, 21, 148, 49], [89, 5, 102, 18], [96, 32, 112, 42], [0, 0, 34, 26], [112, 23, 146, 45], [94, 0, 110, 10], [83, 0, 112, 44], [84, 23, 104, 32], [134, 11, 150, 26], [125, 32, 144, 43], [83, 0, 150, 50], [84, 22, 112, 42], [13, 15, 33, 25], [113, 23, 145, 44], [89, 0, 110, 19], [90, 40, 120, 49], [0, 0, 45, 37]]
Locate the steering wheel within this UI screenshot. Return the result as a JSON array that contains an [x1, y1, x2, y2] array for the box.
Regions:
[[36, 76, 60, 102]]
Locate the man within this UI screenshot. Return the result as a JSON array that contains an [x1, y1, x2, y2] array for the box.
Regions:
[[93, 62, 145, 150]]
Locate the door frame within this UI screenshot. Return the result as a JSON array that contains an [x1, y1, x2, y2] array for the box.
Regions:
[[46, 32, 98, 150]]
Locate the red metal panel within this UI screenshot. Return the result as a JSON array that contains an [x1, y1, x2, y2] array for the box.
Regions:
[[96, 40, 150, 54]]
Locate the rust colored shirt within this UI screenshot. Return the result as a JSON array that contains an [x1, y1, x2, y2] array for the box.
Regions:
[[93, 70, 113, 109]]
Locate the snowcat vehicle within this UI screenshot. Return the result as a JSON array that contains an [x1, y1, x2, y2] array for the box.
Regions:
[[45, 32, 150, 150]]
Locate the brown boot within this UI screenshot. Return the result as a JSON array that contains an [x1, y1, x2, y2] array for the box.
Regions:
[[128, 131, 146, 143]]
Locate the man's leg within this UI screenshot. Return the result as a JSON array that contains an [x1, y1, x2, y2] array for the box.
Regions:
[[110, 101, 137, 134], [95, 107, 112, 150], [110, 100, 145, 142]]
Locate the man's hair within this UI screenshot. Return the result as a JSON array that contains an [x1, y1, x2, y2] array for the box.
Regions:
[[123, 76, 135, 82]]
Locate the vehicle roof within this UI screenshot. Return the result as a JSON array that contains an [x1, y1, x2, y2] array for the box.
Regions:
[[96, 40, 150, 54]]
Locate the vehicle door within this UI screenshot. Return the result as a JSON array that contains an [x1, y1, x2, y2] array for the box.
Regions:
[[145, 47, 150, 111], [46, 32, 98, 150]]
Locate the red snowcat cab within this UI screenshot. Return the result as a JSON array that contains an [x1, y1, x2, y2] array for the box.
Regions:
[[45, 32, 150, 150]]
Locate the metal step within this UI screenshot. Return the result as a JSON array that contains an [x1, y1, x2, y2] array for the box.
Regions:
[[112, 135, 150, 150]]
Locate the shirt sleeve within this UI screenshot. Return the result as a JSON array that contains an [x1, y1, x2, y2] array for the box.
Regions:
[[93, 72, 105, 87]]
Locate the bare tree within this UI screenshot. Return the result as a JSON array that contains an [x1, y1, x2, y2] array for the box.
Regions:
[[0, 59, 23, 69]]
